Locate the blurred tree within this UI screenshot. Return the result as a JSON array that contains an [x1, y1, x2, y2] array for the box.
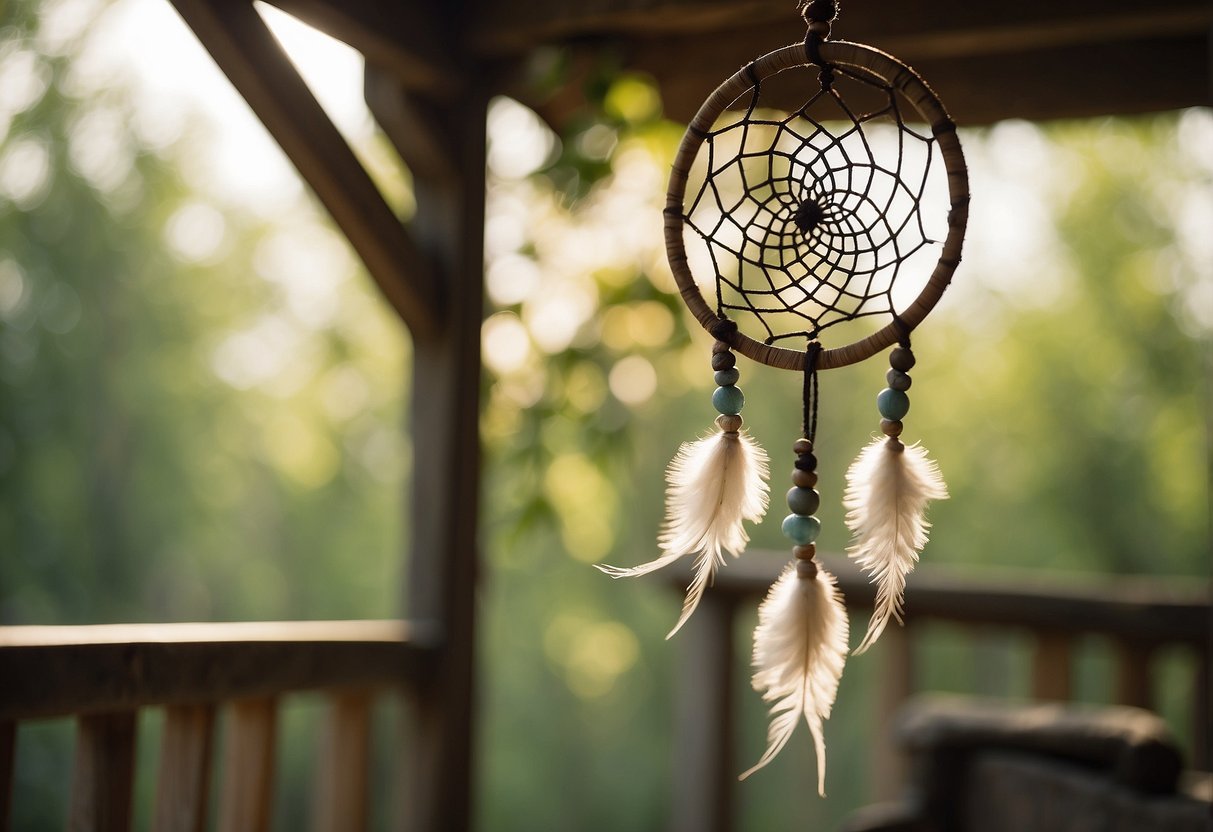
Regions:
[[1, 0, 1208, 827], [0, 0, 409, 628]]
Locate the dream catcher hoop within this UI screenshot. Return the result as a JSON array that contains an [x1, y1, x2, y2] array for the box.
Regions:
[[666, 41, 967, 371], [600, 1, 969, 794]]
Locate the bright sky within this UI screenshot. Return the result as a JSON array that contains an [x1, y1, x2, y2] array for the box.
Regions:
[[58, 0, 370, 213]]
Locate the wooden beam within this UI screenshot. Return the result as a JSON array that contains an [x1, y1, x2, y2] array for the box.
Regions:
[[617, 30, 1210, 126], [0, 620, 434, 720], [364, 72, 461, 189], [167, 0, 441, 341], [675, 553, 1211, 645], [391, 82, 487, 832], [153, 704, 215, 832], [468, 0, 1212, 58], [258, 0, 460, 94], [69, 712, 137, 832], [488, 0, 1211, 126]]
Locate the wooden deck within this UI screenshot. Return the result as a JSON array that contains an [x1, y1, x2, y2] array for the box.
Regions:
[[1, 569, 1206, 831]]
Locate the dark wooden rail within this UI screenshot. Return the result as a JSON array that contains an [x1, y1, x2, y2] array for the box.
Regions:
[[0, 620, 439, 832], [671, 553, 1212, 832]]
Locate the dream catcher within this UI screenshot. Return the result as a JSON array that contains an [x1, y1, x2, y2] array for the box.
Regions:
[[599, 0, 968, 794]]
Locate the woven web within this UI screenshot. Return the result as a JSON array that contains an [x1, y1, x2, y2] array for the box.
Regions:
[[682, 62, 944, 345]]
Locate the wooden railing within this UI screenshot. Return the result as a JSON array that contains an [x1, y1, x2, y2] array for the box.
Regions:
[[1, 569, 1207, 832], [0, 620, 440, 832], [671, 553, 1212, 832]]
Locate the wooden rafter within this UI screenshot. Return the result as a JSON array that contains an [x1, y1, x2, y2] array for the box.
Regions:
[[168, 0, 442, 341], [260, 0, 461, 94], [476, 0, 1212, 125], [467, 0, 1213, 57]]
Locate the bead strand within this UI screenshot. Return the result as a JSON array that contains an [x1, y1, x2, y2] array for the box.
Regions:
[[711, 340, 745, 430], [878, 345, 915, 450], [783, 437, 821, 579]]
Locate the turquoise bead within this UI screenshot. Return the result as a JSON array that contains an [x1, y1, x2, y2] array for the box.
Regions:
[[712, 385, 744, 415], [877, 387, 910, 420], [786, 487, 820, 516], [714, 368, 740, 387], [782, 513, 821, 545]]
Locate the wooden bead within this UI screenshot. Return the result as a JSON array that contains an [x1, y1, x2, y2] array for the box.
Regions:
[[794, 452, 818, 472], [715, 414, 742, 433], [890, 346, 916, 372], [877, 388, 910, 421], [715, 368, 740, 387], [793, 543, 816, 560], [886, 437, 905, 453], [787, 487, 820, 516], [806, 20, 831, 36], [880, 418, 903, 437], [712, 339, 732, 354], [886, 368, 912, 391], [795, 558, 819, 579], [793, 438, 813, 455], [712, 385, 744, 415], [792, 468, 818, 488], [782, 513, 821, 545], [711, 351, 736, 371]]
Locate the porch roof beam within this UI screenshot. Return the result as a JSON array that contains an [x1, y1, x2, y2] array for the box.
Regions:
[[168, 0, 442, 341]]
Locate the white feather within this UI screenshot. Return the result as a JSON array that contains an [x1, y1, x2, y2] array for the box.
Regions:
[[740, 563, 849, 794], [843, 437, 947, 655], [597, 429, 769, 637]]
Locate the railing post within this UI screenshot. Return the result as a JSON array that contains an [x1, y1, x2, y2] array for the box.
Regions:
[[871, 623, 914, 801], [69, 711, 137, 832], [1, 721, 14, 832], [153, 704, 215, 832], [672, 592, 737, 832], [313, 691, 372, 832], [1031, 631, 1073, 701], [1114, 639, 1155, 710], [216, 698, 277, 832]]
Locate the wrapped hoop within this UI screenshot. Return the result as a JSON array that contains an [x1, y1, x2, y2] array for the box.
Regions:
[[664, 40, 969, 371]]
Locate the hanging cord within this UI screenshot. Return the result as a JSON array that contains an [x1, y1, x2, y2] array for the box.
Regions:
[[802, 341, 823, 443], [891, 313, 913, 350], [800, 0, 837, 84]]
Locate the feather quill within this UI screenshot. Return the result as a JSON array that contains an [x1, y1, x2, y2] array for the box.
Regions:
[[598, 429, 769, 637], [741, 563, 849, 794], [843, 437, 947, 655]]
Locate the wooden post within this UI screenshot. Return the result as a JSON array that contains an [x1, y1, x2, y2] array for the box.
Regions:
[[1195, 645, 1210, 770], [1114, 640, 1154, 710], [671, 593, 736, 832], [871, 623, 914, 801], [313, 692, 372, 832], [216, 698, 277, 832], [1031, 631, 1073, 701], [372, 73, 485, 832], [153, 704, 215, 832], [69, 711, 137, 832], [0, 721, 14, 832]]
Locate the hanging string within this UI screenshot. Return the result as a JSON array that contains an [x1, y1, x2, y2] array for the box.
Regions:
[[891, 314, 913, 349], [797, 0, 838, 25], [802, 341, 823, 442]]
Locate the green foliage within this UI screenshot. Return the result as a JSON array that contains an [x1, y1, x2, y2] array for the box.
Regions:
[[1, 3, 1208, 828]]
